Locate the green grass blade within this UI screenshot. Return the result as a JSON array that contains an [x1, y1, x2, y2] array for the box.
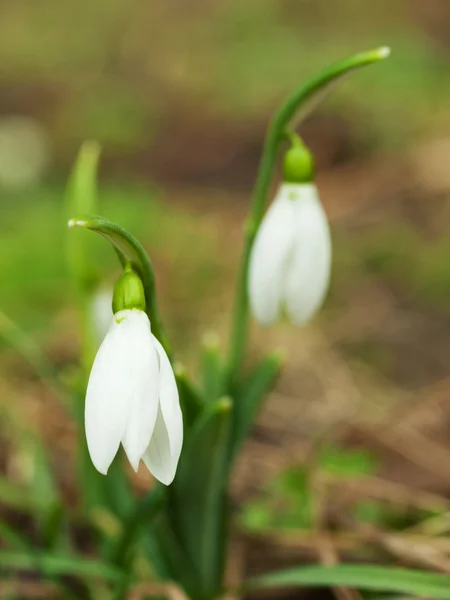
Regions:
[[174, 363, 204, 429], [0, 550, 122, 582], [170, 397, 233, 598], [152, 514, 201, 597], [246, 564, 450, 599], [109, 486, 164, 567], [200, 332, 224, 403], [230, 351, 283, 462], [65, 141, 101, 291]]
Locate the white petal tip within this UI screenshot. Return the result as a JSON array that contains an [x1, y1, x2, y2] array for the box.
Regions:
[[93, 462, 108, 476], [157, 473, 175, 486], [68, 218, 87, 228], [129, 458, 140, 473], [377, 46, 391, 58]]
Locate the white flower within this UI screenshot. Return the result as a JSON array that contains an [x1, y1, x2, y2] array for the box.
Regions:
[[85, 308, 183, 485], [248, 183, 331, 325]]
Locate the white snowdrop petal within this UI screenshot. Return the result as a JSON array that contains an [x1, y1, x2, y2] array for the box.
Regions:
[[120, 311, 160, 471], [85, 316, 134, 474], [142, 406, 174, 485], [142, 336, 183, 485], [155, 337, 183, 461], [284, 184, 332, 324], [248, 185, 297, 325]]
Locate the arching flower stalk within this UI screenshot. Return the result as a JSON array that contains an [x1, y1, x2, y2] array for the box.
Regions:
[[248, 136, 331, 325], [85, 265, 183, 485]]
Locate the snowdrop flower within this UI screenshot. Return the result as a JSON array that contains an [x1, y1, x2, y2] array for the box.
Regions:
[[85, 266, 183, 485], [248, 139, 331, 325]]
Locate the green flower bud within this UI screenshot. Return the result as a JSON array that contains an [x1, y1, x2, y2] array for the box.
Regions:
[[282, 138, 314, 183], [112, 265, 146, 314]]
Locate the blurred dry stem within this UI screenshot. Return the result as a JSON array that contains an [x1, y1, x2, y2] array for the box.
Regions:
[[0, 580, 61, 598]]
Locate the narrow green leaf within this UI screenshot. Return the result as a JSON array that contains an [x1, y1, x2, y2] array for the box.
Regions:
[[101, 452, 135, 520], [32, 444, 59, 509], [41, 502, 66, 551], [109, 486, 164, 567], [174, 363, 204, 429], [65, 141, 101, 291], [152, 514, 201, 598], [246, 564, 450, 599], [170, 397, 233, 598], [104, 489, 166, 600], [65, 141, 101, 222], [230, 351, 284, 462], [201, 332, 224, 402], [64, 143, 102, 405], [68, 215, 170, 355], [0, 550, 122, 582]]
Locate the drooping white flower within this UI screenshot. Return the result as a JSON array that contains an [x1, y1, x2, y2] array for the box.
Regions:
[[85, 308, 183, 485], [248, 183, 331, 326]]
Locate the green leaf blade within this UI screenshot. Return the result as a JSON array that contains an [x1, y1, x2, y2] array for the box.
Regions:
[[169, 397, 233, 599], [174, 363, 204, 429], [200, 332, 224, 403], [109, 486, 164, 568], [230, 351, 284, 462], [247, 564, 450, 599], [0, 550, 122, 582], [65, 141, 101, 291]]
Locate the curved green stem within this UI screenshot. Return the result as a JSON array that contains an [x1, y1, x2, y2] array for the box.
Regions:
[[68, 216, 171, 357], [226, 46, 390, 381]]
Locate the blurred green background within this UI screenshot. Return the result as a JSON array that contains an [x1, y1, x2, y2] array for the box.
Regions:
[[1, 0, 450, 595]]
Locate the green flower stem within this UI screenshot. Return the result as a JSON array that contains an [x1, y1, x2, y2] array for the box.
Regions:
[[68, 216, 171, 358], [226, 47, 390, 381]]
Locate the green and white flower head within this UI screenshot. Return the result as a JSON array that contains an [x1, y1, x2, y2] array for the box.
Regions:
[[85, 265, 183, 485], [248, 137, 331, 325]]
